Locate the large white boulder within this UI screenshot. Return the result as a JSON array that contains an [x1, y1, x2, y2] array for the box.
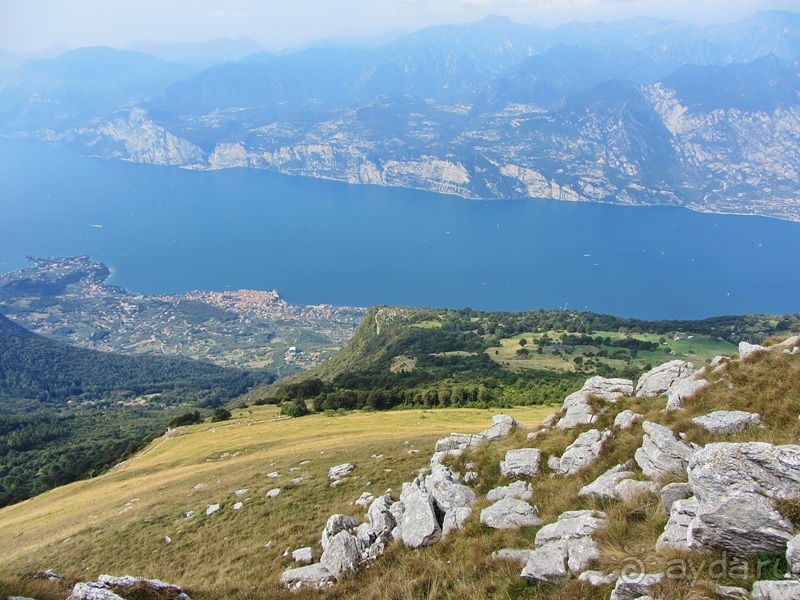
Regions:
[[739, 341, 768, 361], [687, 442, 800, 556], [634, 421, 696, 479], [482, 414, 521, 441], [320, 530, 361, 577], [556, 429, 612, 476], [480, 497, 542, 530], [578, 464, 635, 500], [636, 360, 695, 397], [400, 485, 441, 548]]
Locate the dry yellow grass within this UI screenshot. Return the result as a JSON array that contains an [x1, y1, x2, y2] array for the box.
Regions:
[[0, 406, 552, 598]]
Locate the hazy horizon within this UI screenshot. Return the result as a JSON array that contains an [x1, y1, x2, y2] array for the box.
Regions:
[[2, 0, 798, 56]]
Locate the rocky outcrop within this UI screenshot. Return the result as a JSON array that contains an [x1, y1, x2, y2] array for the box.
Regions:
[[687, 442, 800, 555], [486, 481, 533, 502], [614, 410, 643, 430], [328, 463, 355, 482], [480, 497, 542, 530], [788, 534, 800, 575], [656, 497, 699, 551], [634, 421, 696, 479], [553, 429, 612, 476], [609, 573, 664, 600], [322, 514, 358, 551], [500, 448, 542, 478], [279, 564, 336, 591], [739, 341, 769, 361], [521, 510, 607, 584], [665, 377, 710, 411], [556, 377, 633, 430], [692, 410, 762, 434], [320, 530, 361, 577], [70, 575, 191, 600], [660, 482, 692, 513], [578, 464, 636, 501], [636, 360, 696, 397], [751, 580, 800, 599], [400, 484, 442, 548]]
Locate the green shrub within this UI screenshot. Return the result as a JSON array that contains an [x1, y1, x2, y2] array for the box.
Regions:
[[210, 408, 231, 422]]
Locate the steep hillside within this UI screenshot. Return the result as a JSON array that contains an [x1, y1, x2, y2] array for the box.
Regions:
[[1, 338, 798, 600]]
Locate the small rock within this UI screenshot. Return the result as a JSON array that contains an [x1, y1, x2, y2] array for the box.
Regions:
[[556, 429, 611, 476], [321, 514, 358, 551], [614, 479, 658, 502], [479, 497, 542, 530], [614, 410, 643, 430], [578, 570, 619, 586], [656, 497, 698, 551], [482, 414, 520, 442], [660, 482, 692, 513], [205, 504, 220, 516], [739, 341, 768, 361], [609, 573, 664, 600], [486, 481, 533, 502], [328, 463, 355, 481], [665, 377, 709, 411], [578, 464, 634, 500], [279, 563, 335, 591], [442, 506, 472, 536], [500, 448, 542, 478], [354, 491, 375, 508], [267, 471, 280, 478], [634, 421, 695, 479], [292, 547, 313, 564], [751, 580, 800, 600], [492, 548, 532, 567], [290, 477, 304, 485], [714, 584, 750, 599], [233, 502, 243, 510], [788, 534, 800, 575], [266, 488, 281, 498], [234, 488, 248, 496], [691, 410, 762, 434]]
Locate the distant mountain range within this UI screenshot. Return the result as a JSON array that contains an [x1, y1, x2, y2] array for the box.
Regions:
[[1, 11, 799, 220]]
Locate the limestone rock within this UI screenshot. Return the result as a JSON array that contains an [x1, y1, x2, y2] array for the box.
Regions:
[[739, 341, 769, 361], [692, 410, 762, 434], [427, 465, 475, 513], [521, 510, 607, 583], [615, 479, 659, 502], [634, 421, 695, 479], [751, 580, 800, 599], [609, 573, 664, 600], [541, 413, 559, 428], [555, 377, 632, 430], [556, 429, 611, 476], [279, 563, 336, 591], [480, 497, 542, 530], [434, 433, 485, 452], [660, 482, 692, 513], [500, 448, 542, 478], [69, 583, 126, 600], [91, 576, 190, 600], [367, 493, 396, 539], [656, 497, 698, 551], [320, 530, 360, 577], [400, 487, 441, 548], [547, 455, 561, 471], [614, 410, 643, 430], [486, 481, 533, 502], [442, 506, 472, 536], [321, 514, 357, 551], [578, 570, 618, 586], [492, 548, 532, 567], [328, 463, 355, 481], [714, 584, 750, 599], [266, 487, 281, 498], [354, 491, 375, 508], [665, 377, 710, 411], [688, 442, 800, 555], [636, 360, 695, 397], [581, 376, 635, 401], [578, 464, 635, 500], [292, 547, 313, 563], [205, 504, 220, 516], [788, 534, 800, 575], [482, 414, 520, 442]]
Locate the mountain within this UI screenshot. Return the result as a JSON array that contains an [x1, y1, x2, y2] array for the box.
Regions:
[[1, 12, 799, 219], [124, 37, 268, 69]]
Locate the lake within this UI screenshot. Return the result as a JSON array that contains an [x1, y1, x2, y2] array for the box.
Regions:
[[1, 138, 799, 320]]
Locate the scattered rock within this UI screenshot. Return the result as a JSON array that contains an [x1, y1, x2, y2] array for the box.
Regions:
[[205, 504, 220, 516], [556, 429, 611, 476], [442, 506, 472, 536], [400, 485, 441, 548], [233, 502, 243, 510], [500, 448, 542, 478], [486, 481, 533, 502], [328, 463, 355, 481], [614, 410, 643, 430], [234, 488, 248, 496], [320, 530, 361, 577], [577, 570, 618, 586], [555, 377, 633, 430], [692, 410, 762, 434], [656, 497, 699, 551], [714, 584, 750, 599], [609, 573, 664, 600], [434, 432, 485, 452], [665, 377, 710, 411], [482, 414, 520, 442], [292, 547, 313, 564], [279, 563, 336, 591], [688, 442, 800, 555], [636, 360, 695, 397], [480, 497, 542, 530], [81, 575, 190, 600], [751, 580, 800, 600], [266, 488, 281, 498], [788, 534, 800, 575], [739, 341, 768, 361], [492, 548, 532, 567], [290, 477, 305, 485], [634, 421, 695, 479], [578, 463, 635, 501], [521, 510, 608, 584], [354, 492, 375, 508], [527, 429, 547, 441], [660, 482, 692, 513], [321, 514, 358, 551], [266, 471, 279, 478], [69, 582, 126, 600], [614, 479, 658, 502]]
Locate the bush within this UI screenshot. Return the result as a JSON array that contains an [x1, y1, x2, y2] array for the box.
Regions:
[[211, 408, 232, 422], [168, 410, 203, 428], [280, 399, 310, 418]]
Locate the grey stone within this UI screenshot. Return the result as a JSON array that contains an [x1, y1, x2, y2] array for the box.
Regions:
[[205, 504, 220, 516], [636, 360, 696, 397], [442, 506, 472, 536], [486, 480, 533, 502], [320, 530, 361, 577], [400, 486, 441, 548], [69, 583, 126, 600], [665, 377, 710, 411], [660, 481, 692, 513], [577, 570, 618, 586], [522, 540, 569, 584], [615, 479, 659, 502], [751, 580, 800, 600], [541, 413, 559, 428], [480, 497, 542, 530], [367, 493, 396, 538], [581, 376, 635, 401], [547, 455, 561, 471], [266, 487, 281, 498], [688, 442, 800, 556], [88, 577, 190, 600], [430, 449, 462, 467], [692, 410, 762, 434], [739, 341, 769, 361], [321, 514, 357, 551], [292, 547, 313, 563], [556, 429, 611, 476], [634, 421, 695, 479], [656, 497, 698, 551], [555, 377, 633, 430], [614, 410, 643, 430], [427, 468, 475, 513], [609, 573, 664, 600], [279, 563, 336, 591], [434, 432, 485, 452], [482, 414, 520, 441], [714, 584, 750, 599], [354, 491, 374, 507], [492, 548, 532, 567], [788, 534, 800, 575], [328, 463, 355, 481], [578, 464, 635, 500], [500, 448, 542, 478]]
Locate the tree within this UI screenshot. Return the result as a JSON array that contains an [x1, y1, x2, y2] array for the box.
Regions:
[[211, 408, 231, 422], [519, 338, 528, 347]]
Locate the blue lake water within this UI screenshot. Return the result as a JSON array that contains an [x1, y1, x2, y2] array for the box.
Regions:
[[1, 138, 798, 320]]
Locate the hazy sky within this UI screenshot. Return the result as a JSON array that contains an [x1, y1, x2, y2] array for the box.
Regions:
[[1, 0, 797, 54]]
